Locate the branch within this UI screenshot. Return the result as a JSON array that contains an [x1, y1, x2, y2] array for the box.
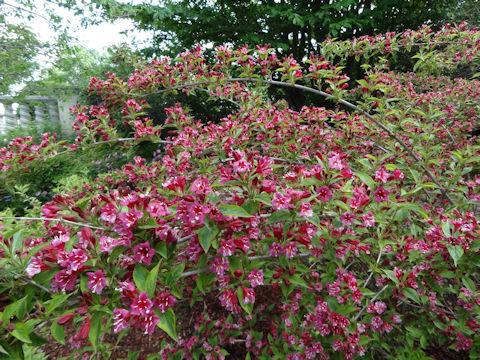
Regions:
[[354, 284, 389, 321], [0, 217, 105, 230]]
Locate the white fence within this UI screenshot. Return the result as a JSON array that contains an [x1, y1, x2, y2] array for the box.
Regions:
[[0, 96, 76, 137]]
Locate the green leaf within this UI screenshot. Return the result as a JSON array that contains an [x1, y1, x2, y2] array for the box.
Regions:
[[218, 204, 253, 217], [236, 287, 253, 315], [11, 323, 31, 343], [197, 224, 219, 253], [442, 222, 453, 237], [164, 263, 185, 287], [138, 217, 160, 229], [446, 244, 464, 267], [241, 201, 259, 216], [51, 320, 65, 345], [89, 313, 102, 350], [196, 272, 210, 294], [254, 193, 271, 206], [133, 264, 149, 293], [11, 230, 23, 255], [157, 308, 178, 341], [3, 297, 23, 323], [355, 171, 376, 189], [46, 294, 70, 315], [146, 262, 161, 298], [305, 213, 321, 228], [403, 287, 421, 304], [267, 210, 291, 224]]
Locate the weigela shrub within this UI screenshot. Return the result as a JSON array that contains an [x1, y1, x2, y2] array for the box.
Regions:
[[0, 23, 480, 359]]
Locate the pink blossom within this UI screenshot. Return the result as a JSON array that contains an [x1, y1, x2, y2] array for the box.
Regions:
[[130, 292, 153, 316], [100, 204, 117, 224], [362, 212, 376, 227], [247, 269, 264, 288], [154, 292, 176, 313], [218, 239, 235, 256], [219, 289, 239, 312], [51, 233, 69, 247], [51, 270, 77, 292], [66, 249, 89, 273], [373, 186, 390, 202], [209, 257, 229, 276], [113, 308, 130, 333], [234, 236, 251, 253], [328, 152, 343, 170], [87, 269, 108, 294], [340, 211, 356, 226], [146, 201, 170, 218], [285, 242, 297, 258], [99, 236, 123, 253], [299, 202, 313, 217], [118, 209, 143, 229], [233, 158, 251, 173], [138, 313, 160, 335], [133, 241, 155, 265], [269, 242, 284, 257], [375, 167, 390, 183], [26, 257, 48, 277], [317, 186, 332, 202], [242, 287, 256, 304], [272, 192, 291, 211]]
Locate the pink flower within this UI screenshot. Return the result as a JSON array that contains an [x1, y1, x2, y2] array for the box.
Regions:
[[51, 233, 69, 247], [118, 209, 143, 229], [146, 201, 170, 218], [234, 236, 251, 253], [100, 204, 117, 224], [51, 270, 77, 292], [218, 239, 235, 256], [242, 287, 256, 304], [247, 269, 264, 288], [154, 292, 177, 313], [362, 212, 375, 227], [328, 152, 343, 170], [374, 301, 387, 314], [130, 292, 153, 316], [138, 313, 160, 335], [219, 289, 239, 312], [371, 316, 383, 331], [113, 308, 130, 333], [269, 242, 284, 257], [99, 236, 123, 253], [87, 269, 108, 294], [375, 167, 390, 183], [66, 249, 89, 273], [393, 168, 405, 180], [285, 242, 297, 259], [209, 257, 229, 276], [26, 257, 48, 277], [163, 176, 186, 193], [299, 202, 313, 218], [317, 186, 332, 202], [373, 186, 390, 202], [340, 211, 356, 226], [233, 158, 251, 173], [272, 192, 291, 211], [133, 241, 155, 265]]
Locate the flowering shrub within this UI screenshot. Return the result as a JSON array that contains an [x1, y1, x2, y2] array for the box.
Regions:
[[0, 23, 480, 359]]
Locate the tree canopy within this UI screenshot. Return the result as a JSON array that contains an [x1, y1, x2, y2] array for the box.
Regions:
[[68, 0, 462, 59]]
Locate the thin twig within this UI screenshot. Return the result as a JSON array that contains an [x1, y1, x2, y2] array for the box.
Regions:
[[354, 284, 389, 321], [0, 217, 105, 230], [363, 250, 382, 288], [11, 270, 51, 294]]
